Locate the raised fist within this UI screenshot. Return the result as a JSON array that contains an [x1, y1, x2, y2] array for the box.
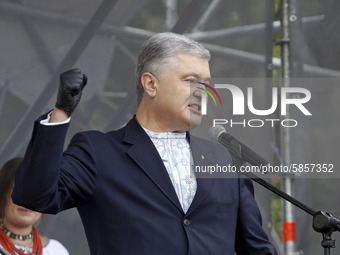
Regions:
[[55, 68, 87, 116]]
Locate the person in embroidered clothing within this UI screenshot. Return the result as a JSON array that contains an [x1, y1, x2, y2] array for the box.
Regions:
[[13, 32, 278, 254], [0, 158, 69, 255]]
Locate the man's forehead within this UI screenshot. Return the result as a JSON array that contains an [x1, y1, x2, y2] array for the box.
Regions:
[[174, 52, 209, 60], [174, 52, 210, 67]]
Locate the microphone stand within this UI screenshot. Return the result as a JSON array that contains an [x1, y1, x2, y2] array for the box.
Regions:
[[227, 147, 339, 255]]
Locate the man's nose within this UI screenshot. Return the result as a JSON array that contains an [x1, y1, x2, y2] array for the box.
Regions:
[[193, 88, 204, 97]]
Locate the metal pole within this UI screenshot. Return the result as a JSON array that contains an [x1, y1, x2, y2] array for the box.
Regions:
[[0, 81, 9, 121], [9, 0, 57, 73], [1, 2, 337, 77], [188, 15, 324, 41], [171, 0, 213, 33], [165, 0, 178, 31], [0, 1, 154, 41], [191, 0, 220, 32], [0, 0, 119, 165], [280, 0, 296, 254]]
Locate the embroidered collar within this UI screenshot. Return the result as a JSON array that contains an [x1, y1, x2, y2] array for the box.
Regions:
[[143, 127, 186, 140]]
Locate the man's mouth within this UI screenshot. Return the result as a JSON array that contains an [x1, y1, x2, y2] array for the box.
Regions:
[[188, 103, 201, 113]]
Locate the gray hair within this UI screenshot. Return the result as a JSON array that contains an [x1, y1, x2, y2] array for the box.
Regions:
[[135, 32, 211, 104]]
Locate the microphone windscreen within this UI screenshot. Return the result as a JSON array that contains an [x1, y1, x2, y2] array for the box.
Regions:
[[209, 125, 226, 141]]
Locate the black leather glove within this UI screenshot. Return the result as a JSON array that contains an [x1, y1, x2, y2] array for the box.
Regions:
[[55, 68, 87, 116]]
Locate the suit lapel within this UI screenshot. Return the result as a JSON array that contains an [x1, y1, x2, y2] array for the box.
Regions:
[[186, 135, 215, 215], [123, 117, 183, 213]]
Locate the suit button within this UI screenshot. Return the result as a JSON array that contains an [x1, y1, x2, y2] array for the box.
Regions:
[[183, 218, 191, 226]]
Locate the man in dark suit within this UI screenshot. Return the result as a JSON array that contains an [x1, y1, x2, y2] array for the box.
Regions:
[[12, 32, 277, 254]]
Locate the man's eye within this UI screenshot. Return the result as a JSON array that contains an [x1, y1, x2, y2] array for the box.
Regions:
[[197, 81, 208, 86]]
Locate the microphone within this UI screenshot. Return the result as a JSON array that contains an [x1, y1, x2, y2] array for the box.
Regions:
[[313, 211, 340, 233], [209, 125, 269, 167]]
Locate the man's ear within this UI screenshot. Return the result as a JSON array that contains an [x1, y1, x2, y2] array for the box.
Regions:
[[141, 72, 157, 98]]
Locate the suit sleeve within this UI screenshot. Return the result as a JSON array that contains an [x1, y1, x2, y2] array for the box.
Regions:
[[12, 114, 98, 214], [234, 177, 278, 255]]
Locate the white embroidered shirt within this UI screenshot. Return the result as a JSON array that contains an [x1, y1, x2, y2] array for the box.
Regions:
[[143, 128, 197, 213]]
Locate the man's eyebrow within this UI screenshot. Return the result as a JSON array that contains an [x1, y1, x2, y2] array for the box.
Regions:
[[181, 72, 210, 81], [201, 78, 211, 83]]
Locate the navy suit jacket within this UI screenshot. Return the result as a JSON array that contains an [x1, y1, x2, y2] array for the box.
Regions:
[[13, 115, 277, 255]]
